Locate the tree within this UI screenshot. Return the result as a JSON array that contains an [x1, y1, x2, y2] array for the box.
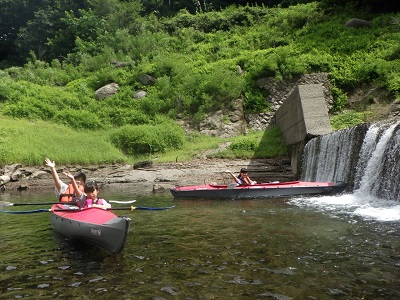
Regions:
[[0, 0, 43, 65], [0, 0, 88, 65]]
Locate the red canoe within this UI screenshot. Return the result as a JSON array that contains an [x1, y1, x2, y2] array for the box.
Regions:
[[170, 181, 347, 200], [50, 204, 131, 253]]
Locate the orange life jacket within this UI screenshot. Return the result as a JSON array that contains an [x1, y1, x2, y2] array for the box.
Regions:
[[59, 184, 83, 203]]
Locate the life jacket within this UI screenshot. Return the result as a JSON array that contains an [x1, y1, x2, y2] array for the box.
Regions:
[[84, 198, 106, 208], [59, 184, 83, 203], [237, 175, 252, 185], [94, 198, 106, 205]]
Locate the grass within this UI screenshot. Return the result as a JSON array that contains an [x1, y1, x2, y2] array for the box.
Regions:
[[209, 127, 288, 159], [3, 110, 385, 167], [0, 116, 288, 166], [0, 117, 127, 165], [330, 110, 373, 130]]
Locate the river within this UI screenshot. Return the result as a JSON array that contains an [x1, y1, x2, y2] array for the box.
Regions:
[[1, 187, 399, 300]]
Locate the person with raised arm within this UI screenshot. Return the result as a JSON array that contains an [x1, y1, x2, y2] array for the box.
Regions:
[[225, 168, 257, 185], [45, 158, 86, 204]]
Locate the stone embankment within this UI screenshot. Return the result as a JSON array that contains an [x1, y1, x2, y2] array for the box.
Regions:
[[0, 158, 294, 194]]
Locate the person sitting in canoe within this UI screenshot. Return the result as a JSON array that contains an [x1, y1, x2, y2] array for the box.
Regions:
[[226, 168, 257, 185], [63, 174, 111, 209], [83, 181, 111, 209], [45, 158, 86, 204]]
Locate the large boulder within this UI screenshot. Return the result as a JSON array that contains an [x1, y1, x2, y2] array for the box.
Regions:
[[345, 18, 371, 27], [94, 83, 119, 100]]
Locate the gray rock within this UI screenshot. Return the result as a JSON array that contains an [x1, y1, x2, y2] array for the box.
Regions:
[[137, 74, 156, 85], [345, 18, 371, 27], [133, 90, 147, 99], [94, 83, 119, 100]]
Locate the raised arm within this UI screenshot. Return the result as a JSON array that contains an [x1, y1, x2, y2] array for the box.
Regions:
[[63, 172, 83, 198], [45, 158, 63, 192], [225, 170, 240, 184]]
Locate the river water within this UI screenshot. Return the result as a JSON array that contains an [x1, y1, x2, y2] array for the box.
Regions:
[[1, 187, 400, 300]]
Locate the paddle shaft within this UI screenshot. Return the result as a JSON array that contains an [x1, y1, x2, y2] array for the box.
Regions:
[[9, 202, 77, 206], [51, 206, 175, 212], [2, 200, 135, 207], [1, 205, 175, 214]]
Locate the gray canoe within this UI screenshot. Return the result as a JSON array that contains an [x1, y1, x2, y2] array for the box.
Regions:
[[50, 204, 131, 254]]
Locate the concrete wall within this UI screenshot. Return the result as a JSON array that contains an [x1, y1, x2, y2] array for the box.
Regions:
[[275, 84, 332, 177]]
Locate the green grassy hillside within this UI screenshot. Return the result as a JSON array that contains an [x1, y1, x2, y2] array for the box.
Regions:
[[0, 2, 399, 165]]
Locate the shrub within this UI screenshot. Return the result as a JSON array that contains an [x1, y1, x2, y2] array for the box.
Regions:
[[229, 136, 258, 152], [330, 85, 348, 112], [55, 109, 104, 130], [110, 122, 185, 156], [330, 111, 371, 130]]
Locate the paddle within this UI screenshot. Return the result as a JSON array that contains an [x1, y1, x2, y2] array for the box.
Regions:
[[110, 205, 175, 211], [0, 209, 52, 214], [0, 205, 175, 214], [1, 201, 78, 207], [0, 199, 136, 207], [109, 200, 137, 204]]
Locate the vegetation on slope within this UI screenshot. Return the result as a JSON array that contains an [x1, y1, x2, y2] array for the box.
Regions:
[[0, 1, 399, 165]]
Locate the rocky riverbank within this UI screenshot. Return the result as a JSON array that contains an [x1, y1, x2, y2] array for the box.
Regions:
[[0, 158, 295, 194]]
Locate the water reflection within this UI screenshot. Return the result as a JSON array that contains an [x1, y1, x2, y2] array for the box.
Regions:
[[1, 188, 399, 299]]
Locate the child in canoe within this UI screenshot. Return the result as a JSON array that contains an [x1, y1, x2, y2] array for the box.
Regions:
[[225, 168, 257, 185], [45, 158, 86, 203], [63, 173, 111, 209], [83, 181, 111, 209]]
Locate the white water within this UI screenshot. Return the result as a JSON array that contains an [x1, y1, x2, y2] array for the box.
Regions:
[[290, 193, 400, 222], [295, 120, 400, 222]]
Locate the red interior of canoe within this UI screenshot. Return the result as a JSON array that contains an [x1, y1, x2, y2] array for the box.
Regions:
[[51, 204, 117, 224], [208, 181, 302, 188], [174, 181, 335, 191]]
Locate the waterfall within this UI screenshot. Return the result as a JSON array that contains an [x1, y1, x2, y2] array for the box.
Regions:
[[301, 124, 367, 183], [301, 120, 400, 201]]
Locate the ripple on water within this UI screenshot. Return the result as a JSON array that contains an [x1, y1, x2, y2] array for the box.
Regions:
[[1, 192, 400, 299]]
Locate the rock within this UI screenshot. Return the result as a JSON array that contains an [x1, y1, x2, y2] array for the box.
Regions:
[[111, 60, 130, 68], [17, 185, 29, 191], [137, 74, 156, 85], [133, 90, 147, 99], [10, 170, 23, 181], [0, 175, 10, 186], [133, 161, 153, 169], [153, 184, 174, 193], [345, 18, 371, 27], [237, 65, 244, 75], [94, 83, 119, 100], [30, 170, 49, 179], [4, 163, 21, 175], [0, 158, 294, 192]]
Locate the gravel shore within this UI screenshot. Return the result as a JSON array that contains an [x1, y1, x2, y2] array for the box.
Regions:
[[1, 158, 294, 194]]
